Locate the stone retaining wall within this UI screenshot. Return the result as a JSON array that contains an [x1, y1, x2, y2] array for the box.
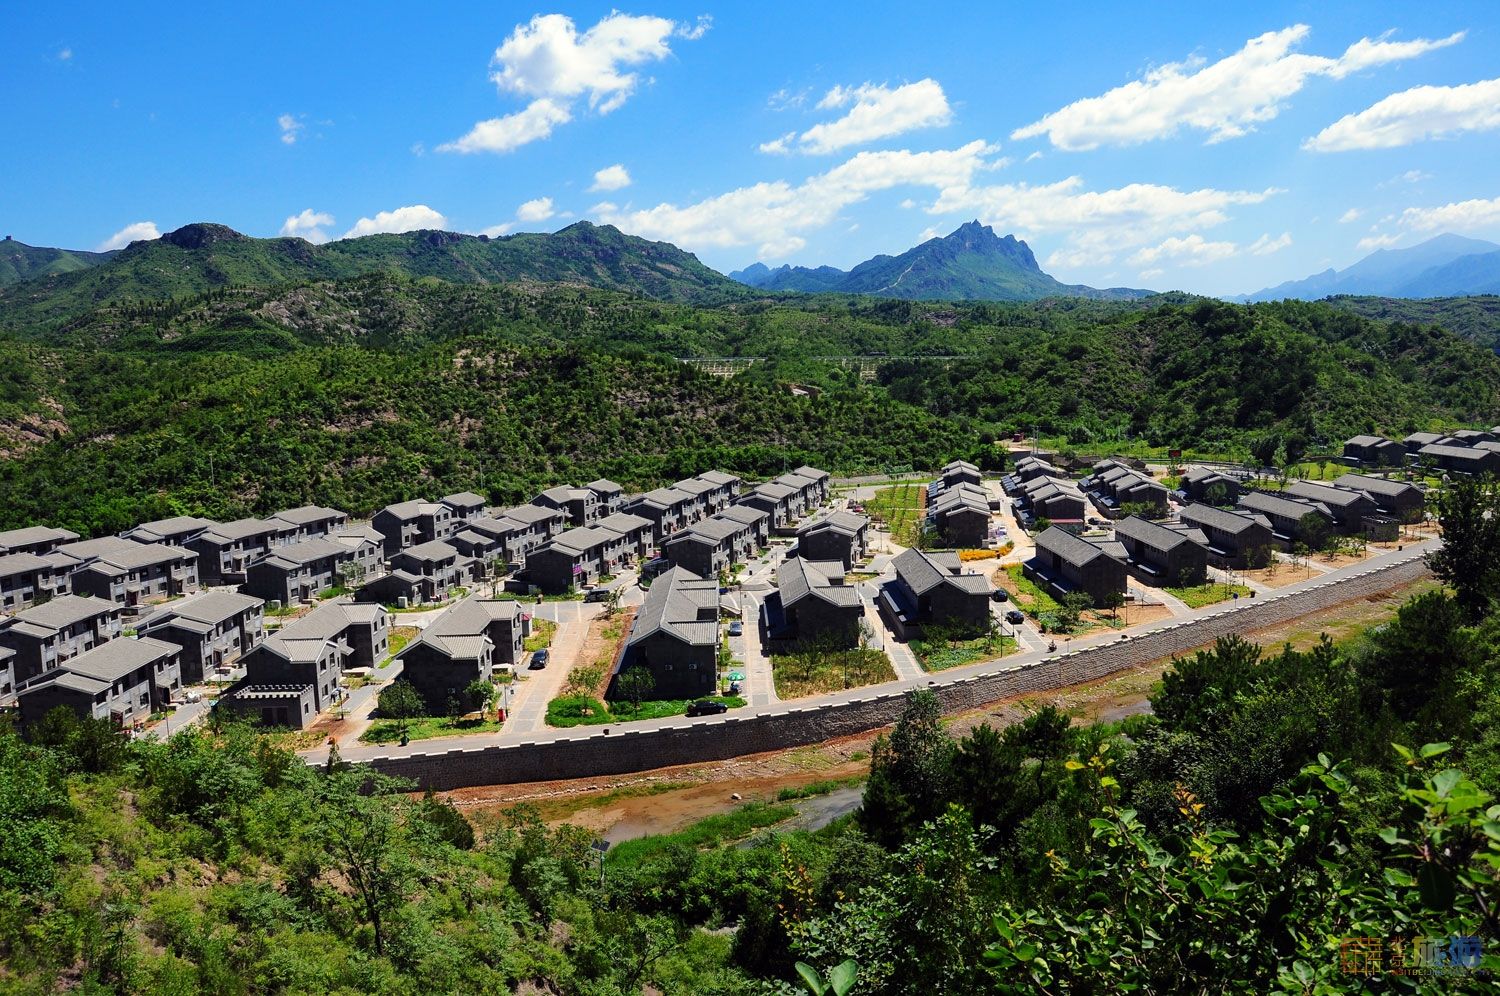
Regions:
[[367, 553, 1430, 791]]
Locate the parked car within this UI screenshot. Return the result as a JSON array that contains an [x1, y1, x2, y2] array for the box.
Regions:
[[686, 699, 729, 717], [1004, 609, 1025, 625], [584, 588, 613, 602], [728, 620, 743, 636], [528, 649, 550, 670], [990, 589, 1009, 602]]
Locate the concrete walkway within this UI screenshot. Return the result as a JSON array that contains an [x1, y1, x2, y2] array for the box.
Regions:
[[299, 537, 1437, 768], [738, 593, 778, 708]]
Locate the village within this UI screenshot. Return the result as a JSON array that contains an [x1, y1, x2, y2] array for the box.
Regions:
[[0, 427, 1455, 756]]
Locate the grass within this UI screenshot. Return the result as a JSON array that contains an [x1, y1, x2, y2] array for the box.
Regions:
[[359, 714, 506, 744], [524, 780, 699, 821], [490, 590, 585, 602], [257, 727, 329, 751], [864, 481, 930, 547], [546, 693, 748, 728], [605, 802, 797, 867], [911, 630, 1017, 671], [1004, 565, 1061, 616], [524, 618, 557, 653], [771, 648, 897, 699], [383, 626, 417, 664], [776, 775, 865, 802], [1164, 582, 1255, 608]]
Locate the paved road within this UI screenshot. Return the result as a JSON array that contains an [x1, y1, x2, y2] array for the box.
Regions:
[[299, 538, 1437, 766]]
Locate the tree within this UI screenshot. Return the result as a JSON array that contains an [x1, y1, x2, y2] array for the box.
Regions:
[[1203, 481, 1229, 507], [1056, 591, 1093, 632], [1096, 588, 1126, 619], [1248, 433, 1281, 470], [614, 667, 656, 713], [1427, 476, 1500, 622], [1295, 511, 1332, 554], [465, 677, 498, 719], [858, 689, 954, 847], [376, 680, 424, 740]]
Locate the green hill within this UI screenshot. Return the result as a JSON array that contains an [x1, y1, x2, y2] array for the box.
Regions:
[[0, 221, 743, 334], [0, 236, 116, 285]]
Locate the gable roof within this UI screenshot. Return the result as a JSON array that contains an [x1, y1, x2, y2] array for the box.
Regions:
[[140, 590, 262, 630], [1179, 503, 1271, 534], [5, 594, 119, 631], [1239, 490, 1330, 520], [441, 491, 487, 508], [63, 636, 178, 682], [401, 596, 520, 661], [798, 510, 870, 537], [584, 478, 625, 496], [0, 525, 80, 550], [397, 539, 460, 562], [260, 537, 351, 569], [127, 516, 218, 541], [1113, 516, 1207, 552], [1285, 481, 1376, 509], [269, 505, 346, 526], [199, 518, 280, 543], [1035, 526, 1124, 567], [696, 470, 741, 487], [717, 504, 768, 527], [778, 558, 862, 609], [539, 527, 616, 556], [628, 566, 719, 648], [1331, 473, 1422, 500]]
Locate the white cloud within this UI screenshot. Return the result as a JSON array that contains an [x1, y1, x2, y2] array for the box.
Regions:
[[442, 12, 702, 154], [759, 132, 796, 155], [1014, 25, 1463, 150], [1401, 169, 1433, 183], [1357, 233, 1401, 250], [1339, 208, 1362, 223], [343, 204, 448, 238], [97, 221, 159, 252], [1129, 234, 1239, 267], [934, 175, 1279, 267], [57, 47, 72, 62], [1138, 267, 1165, 279], [1249, 231, 1292, 255], [279, 208, 336, 244], [675, 15, 712, 41], [516, 197, 556, 223], [477, 223, 514, 238], [1305, 77, 1500, 151], [438, 97, 572, 154], [589, 164, 632, 191], [594, 140, 996, 259], [1397, 196, 1500, 233], [767, 87, 809, 111], [782, 79, 953, 154], [1024, 150, 1043, 163], [278, 113, 304, 145]]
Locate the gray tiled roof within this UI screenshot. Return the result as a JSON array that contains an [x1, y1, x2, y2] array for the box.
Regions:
[[584, 478, 625, 495], [6, 594, 118, 630], [441, 492, 487, 508], [541, 527, 615, 556], [140, 590, 262, 629], [262, 537, 351, 568], [200, 518, 281, 542], [696, 470, 741, 487], [778, 558, 862, 609], [1239, 491, 1330, 520], [1418, 443, 1493, 461], [1179, 503, 1271, 534], [399, 539, 460, 562], [798, 510, 869, 537], [270, 505, 346, 526], [595, 512, 652, 536], [1285, 481, 1374, 508], [64, 636, 178, 682], [1332, 473, 1421, 500], [717, 505, 768, 526], [0, 552, 52, 577], [1113, 516, 1207, 552], [1034, 526, 1123, 568], [0, 525, 80, 549], [628, 566, 719, 648], [401, 596, 520, 661], [793, 465, 830, 481]]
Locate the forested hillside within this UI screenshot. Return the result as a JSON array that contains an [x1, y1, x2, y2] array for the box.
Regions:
[[1328, 295, 1500, 353]]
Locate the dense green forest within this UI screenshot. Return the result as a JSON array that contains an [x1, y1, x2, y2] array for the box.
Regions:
[[1327, 295, 1500, 353], [3, 482, 1499, 993]]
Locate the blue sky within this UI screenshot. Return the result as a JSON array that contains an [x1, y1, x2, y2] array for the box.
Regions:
[[4, 1, 1499, 295]]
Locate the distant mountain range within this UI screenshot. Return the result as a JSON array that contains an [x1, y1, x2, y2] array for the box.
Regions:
[[0, 221, 742, 333], [730, 221, 1155, 301], [0, 236, 117, 284], [1241, 234, 1500, 301]]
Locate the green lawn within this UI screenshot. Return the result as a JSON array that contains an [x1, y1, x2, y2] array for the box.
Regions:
[[1164, 582, 1255, 609], [524, 618, 557, 653], [771, 648, 897, 698], [359, 715, 506, 744], [864, 481, 931, 547], [911, 631, 1018, 671], [605, 802, 797, 867], [1004, 565, 1061, 616], [546, 693, 748, 728], [382, 627, 416, 665]]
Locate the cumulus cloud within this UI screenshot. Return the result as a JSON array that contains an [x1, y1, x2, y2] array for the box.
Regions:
[[477, 223, 514, 238], [594, 140, 996, 259], [932, 176, 1280, 267], [1305, 77, 1500, 151], [516, 197, 556, 223], [1129, 234, 1238, 267], [97, 221, 159, 252], [1397, 196, 1500, 233], [770, 79, 953, 155], [279, 209, 336, 244], [442, 11, 703, 155], [343, 205, 448, 238], [1014, 25, 1464, 150], [1357, 232, 1401, 250], [1339, 208, 1363, 223], [1249, 231, 1293, 255], [278, 113, 304, 145], [439, 97, 572, 154], [589, 163, 632, 191]]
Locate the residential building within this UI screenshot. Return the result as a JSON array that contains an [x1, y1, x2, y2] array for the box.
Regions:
[[17, 636, 181, 730], [628, 486, 697, 541], [663, 516, 755, 581], [137, 590, 266, 683], [394, 597, 529, 713], [1332, 473, 1425, 522], [616, 566, 719, 700], [472, 504, 566, 568], [1448, 429, 1494, 446], [1180, 468, 1242, 505], [1285, 481, 1380, 533], [372, 499, 456, 556], [523, 526, 623, 594], [1238, 491, 1333, 546], [773, 472, 820, 515], [735, 482, 799, 530], [879, 548, 992, 640], [448, 527, 507, 571], [1005, 456, 1060, 490], [267, 505, 348, 544], [1178, 504, 1275, 569], [791, 466, 832, 505], [357, 539, 470, 606], [330, 526, 385, 582], [66, 537, 200, 608], [716, 504, 771, 549], [925, 487, 991, 548], [1402, 431, 1446, 454], [1088, 466, 1170, 518], [594, 511, 654, 563], [695, 470, 744, 508], [440, 491, 488, 524], [796, 511, 870, 569], [1342, 435, 1406, 467], [221, 601, 391, 728], [1416, 443, 1500, 476], [532, 485, 600, 528], [939, 459, 984, 490], [0, 525, 80, 557], [0, 594, 125, 695], [0, 550, 74, 613], [241, 537, 360, 606], [1016, 477, 1088, 528], [123, 515, 218, 547], [1025, 527, 1128, 605], [1112, 516, 1210, 587], [769, 558, 864, 648], [584, 479, 626, 517], [190, 518, 282, 584]]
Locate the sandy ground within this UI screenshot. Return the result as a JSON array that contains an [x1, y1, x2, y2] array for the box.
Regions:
[[443, 576, 1436, 842]]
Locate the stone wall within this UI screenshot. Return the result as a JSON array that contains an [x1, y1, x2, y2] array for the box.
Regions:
[[366, 553, 1430, 791]]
